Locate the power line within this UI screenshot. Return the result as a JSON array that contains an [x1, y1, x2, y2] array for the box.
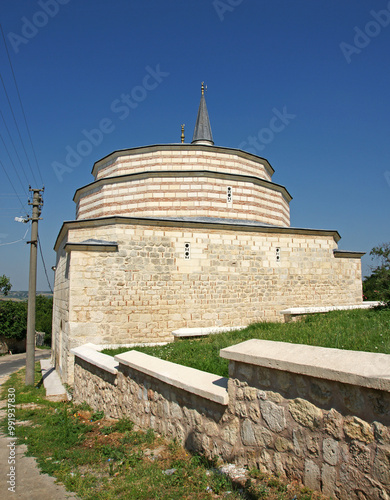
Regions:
[[0, 192, 26, 196], [0, 109, 30, 186], [0, 129, 29, 198], [38, 235, 53, 293], [0, 70, 38, 186], [0, 223, 30, 247], [0, 24, 44, 186], [0, 158, 27, 213]]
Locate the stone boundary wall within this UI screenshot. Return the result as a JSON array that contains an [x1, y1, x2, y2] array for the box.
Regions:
[[71, 341, 390, 500]]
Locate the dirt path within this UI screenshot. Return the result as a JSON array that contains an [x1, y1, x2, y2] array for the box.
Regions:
[[0, 372, 79, 500]]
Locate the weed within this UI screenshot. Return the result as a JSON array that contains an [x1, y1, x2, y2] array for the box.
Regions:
[[211, 471, 232, 493], [77, 401, 92, 411], [168, 437, 181, 454], [91, 410, 105, 421], [102, 418, 134, 435], [114, 418, 134, 433]]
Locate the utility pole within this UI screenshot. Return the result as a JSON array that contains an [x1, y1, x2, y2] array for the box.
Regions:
[[25, 187, 44, 386]]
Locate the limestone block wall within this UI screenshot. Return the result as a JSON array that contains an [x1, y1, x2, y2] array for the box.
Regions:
[[74, 174, 291, 227], [92, 146, 274, 183], [71, 342, 390, 500], [52, 237, 71, 380], [53, 219, 363, 383]]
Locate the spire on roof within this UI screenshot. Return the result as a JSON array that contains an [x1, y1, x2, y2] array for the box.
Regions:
[[191, 82, 214, 146]]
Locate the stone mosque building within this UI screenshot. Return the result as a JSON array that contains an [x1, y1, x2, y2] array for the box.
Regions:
[[52, 85, 364, 383]]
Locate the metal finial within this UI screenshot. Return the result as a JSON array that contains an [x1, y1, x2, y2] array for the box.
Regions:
[[181, 124, 185, 143], [201, 82, 205, 95]]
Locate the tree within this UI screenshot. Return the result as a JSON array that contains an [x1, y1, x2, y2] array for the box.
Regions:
[[0, 295, 52, 344], [363, 242, 390, 305], [35, 295, 53, 346], [0, 300, 27, 339], [0, 275, 11, 296]]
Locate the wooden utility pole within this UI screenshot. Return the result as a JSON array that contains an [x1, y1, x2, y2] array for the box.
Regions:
[[25, 187, 44, 386]]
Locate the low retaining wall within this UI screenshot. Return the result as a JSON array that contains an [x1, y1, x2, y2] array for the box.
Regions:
[[0, 336, 26, 354], [71, 341, 390, 500], [280, 302, 381, 322]]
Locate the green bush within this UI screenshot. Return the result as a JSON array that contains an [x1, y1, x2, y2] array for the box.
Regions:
[[35, 295, 53, 345], [363, 243, 390, 305], [0, 295, 52, 344], [0, 300, 27, 339]]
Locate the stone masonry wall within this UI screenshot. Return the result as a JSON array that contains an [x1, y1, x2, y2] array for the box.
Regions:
[[52, 237, 71, 380], [66, 222, 362, 337], [54, 220, 363, 383], [227, 361, 390, 499], [72, 348, 390, 500]]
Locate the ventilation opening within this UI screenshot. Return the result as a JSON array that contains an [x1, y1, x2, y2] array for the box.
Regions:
[[227, 186, 233, 204], [276, 247, 281, 262], [184, 242, 191, 260]]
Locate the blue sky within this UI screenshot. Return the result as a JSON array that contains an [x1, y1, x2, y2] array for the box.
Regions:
[[0, 0, 389, 290]]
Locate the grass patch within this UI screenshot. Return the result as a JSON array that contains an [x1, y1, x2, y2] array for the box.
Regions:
[[102, 308, 390, 377], [0, 364, 328, 499]]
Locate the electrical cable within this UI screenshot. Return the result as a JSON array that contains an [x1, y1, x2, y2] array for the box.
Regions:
[[0, 130, 29, 198], [0, 24, 44, 186], [0, 222, 30, 247], [0, 158, 27, 213], [0, 109, 30, 186], [0, 70, 38, 186], [38, 235, 53, 293]]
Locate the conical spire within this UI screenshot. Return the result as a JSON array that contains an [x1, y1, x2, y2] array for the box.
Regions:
[[191, 83, 214, 146]]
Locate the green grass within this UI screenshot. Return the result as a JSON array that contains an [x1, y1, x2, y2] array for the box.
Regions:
[[0, 364, 328, 499], [102, 308, 390, 377]]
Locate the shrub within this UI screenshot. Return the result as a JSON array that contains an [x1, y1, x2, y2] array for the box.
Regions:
[[35, 295, 53, 345], [0, 300, 27, 339], [0, 295, 53, 344], [363, 243, 390, 305]]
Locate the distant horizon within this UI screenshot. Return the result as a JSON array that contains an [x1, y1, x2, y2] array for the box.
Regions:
[[0, 290, 53, 295]]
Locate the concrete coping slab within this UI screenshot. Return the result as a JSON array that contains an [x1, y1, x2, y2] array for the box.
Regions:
[[90, 341, 169, 351], [172, 326, 246, 338], [115, 350, 228, 405], [71, 345, 119, 375], [279, 302, 380, 315], [220, 339, 390, 392], [40, 359, 69, 401]]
